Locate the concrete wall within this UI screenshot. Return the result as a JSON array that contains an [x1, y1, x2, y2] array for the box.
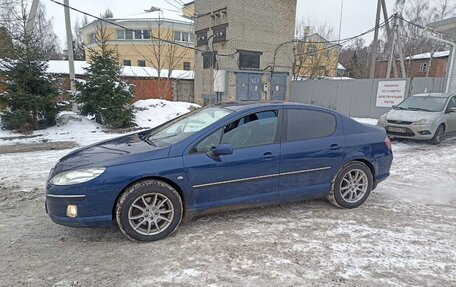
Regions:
[[193, 0, 297, 105], [291, 77, 447, 118], [449, 49, 456, 93]]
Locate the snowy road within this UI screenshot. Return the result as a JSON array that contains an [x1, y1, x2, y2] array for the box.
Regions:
[[0, 117, 456, 286]]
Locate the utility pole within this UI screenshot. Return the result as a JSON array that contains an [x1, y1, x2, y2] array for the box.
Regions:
[[369, 0, 382, 79], [64, 0, 76, 93], [25, 0, 40, 36], [396, 13, 407, 78], [338, 0, 344, 44], [382, 0, 398, 78], [386, 15, 397, 79]]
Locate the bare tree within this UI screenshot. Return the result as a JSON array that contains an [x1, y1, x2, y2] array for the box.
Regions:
[[135, 20, 192, 98], [0, 0, 60, 59], [339, 39, 371, 79], [293, 19, 340, 80], [73, 17, 85, 60], [100, 9, 113, 19]]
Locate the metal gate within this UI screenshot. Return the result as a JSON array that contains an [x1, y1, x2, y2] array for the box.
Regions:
[[271, 73, 287, 100], [236, 73, 262, 101]]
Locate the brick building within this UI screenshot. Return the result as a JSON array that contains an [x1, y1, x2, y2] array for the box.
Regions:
[[192, 0, 297, 105], [375, 51, 449, 79]]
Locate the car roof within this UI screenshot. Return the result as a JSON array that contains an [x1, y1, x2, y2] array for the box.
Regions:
[[214, 101, 324, 112], [412, 93, 454, 98]]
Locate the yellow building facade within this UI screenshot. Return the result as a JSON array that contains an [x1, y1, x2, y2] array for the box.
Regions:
[[81, 11, 195, 72], [294, 33, 341, 79]]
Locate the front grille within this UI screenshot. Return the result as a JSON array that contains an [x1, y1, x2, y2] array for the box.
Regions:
[[387, 120, 413, 125]]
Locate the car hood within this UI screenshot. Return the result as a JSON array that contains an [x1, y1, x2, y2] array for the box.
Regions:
[[52, 133, 170, 175], [386, 109, 440, 122]]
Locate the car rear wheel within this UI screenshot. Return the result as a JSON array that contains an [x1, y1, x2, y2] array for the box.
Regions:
[[116, 180, 183, 242], [328, 162, 373, 209], [430, 125, 445, 145]]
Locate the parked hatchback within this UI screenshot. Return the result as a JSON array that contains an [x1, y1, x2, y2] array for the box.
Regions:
[[378, 93, 456, 144], [46, 102, 393, 241]]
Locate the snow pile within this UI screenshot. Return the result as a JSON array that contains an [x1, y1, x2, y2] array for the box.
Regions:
[[133, 99, 199, 129]]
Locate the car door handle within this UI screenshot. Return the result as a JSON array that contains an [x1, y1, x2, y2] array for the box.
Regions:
[[330, 144, 343, 151], [260, 152, 278, 160]]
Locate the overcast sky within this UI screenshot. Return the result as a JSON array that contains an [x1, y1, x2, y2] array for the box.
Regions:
[[42, 0, 396, 49]]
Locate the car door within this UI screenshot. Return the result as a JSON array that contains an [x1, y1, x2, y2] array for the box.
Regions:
[[278, 108, 345, 197], [445, 96, 456, 133], [183, 109, 281, 209]]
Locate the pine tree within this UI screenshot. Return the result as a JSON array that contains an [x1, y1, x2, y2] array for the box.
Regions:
[[74, 25, 134, 129], [0, 47, 61, 133]]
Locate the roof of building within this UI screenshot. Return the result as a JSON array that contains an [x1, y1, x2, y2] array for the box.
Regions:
[[428, 17, 456, 37], [112, 9, 192, 24], [337, 63, 345, 70], [46, 60, 194, 80], [405, 51, 450, 60]]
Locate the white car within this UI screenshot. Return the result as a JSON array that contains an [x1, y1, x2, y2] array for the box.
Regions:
[[378, 93, 456, 145]]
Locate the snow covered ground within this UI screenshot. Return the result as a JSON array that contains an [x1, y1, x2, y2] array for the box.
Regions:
[[0, 112, 455, 286]]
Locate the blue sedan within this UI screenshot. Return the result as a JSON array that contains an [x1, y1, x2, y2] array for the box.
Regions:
[[46, 102, 393, 241]]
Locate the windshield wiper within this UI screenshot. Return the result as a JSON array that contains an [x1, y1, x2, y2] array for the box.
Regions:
[[138, 133, 156, 146], [148, 134, 179, 143], [408, 107, 432, 112], [394, 106, 408, 110]]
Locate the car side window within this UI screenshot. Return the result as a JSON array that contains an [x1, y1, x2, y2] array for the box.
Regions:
[[448, 97, 456, 109], [285, 109, 336, 142], [221, 110, 279, 149], [190, 129, 223, 154]]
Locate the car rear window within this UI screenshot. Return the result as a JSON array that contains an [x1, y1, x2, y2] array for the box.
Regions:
[[285, 109, 336, 142]]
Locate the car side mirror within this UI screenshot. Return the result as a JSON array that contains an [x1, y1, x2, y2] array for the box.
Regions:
[[207, 144, 233, 160], [448, 107, 456, 113]]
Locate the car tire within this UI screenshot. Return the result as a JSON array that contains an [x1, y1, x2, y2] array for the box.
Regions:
[[430, 125, 445, 145], [116, 180, 183, 242], [328, 162, 374, 209]]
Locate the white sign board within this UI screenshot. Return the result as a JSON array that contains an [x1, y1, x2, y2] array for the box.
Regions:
[[376, 81, 407, 108]]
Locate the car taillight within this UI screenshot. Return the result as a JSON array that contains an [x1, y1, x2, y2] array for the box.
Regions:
[[384, 136, 392, 151]]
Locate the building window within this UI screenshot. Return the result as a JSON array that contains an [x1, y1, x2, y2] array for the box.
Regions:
[[137, 60, 146, 67], [196, 29, 209, 46], [183, 62, 191, 70], [117, 30, 125, 40], [307, 45, 317, 57], [134, 30, 142, 39], [420, 63, 428, 72], [174, 31, 190, 42], [143, 30, 151, 40], [123, 60, 132, 66], [203, 52, 217, 69], [238, 50, 262, 70], [213, 24, 228, 43], [125, 30, 133, 40], [88, 33, 96, 44]]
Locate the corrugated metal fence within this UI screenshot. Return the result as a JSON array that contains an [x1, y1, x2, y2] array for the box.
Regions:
[[290, 77, 446, 118]]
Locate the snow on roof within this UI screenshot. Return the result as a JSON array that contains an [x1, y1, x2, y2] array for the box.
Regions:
[[113, 9, 192, 24], [337, 63, 345, 70], [47, 60, 90, 75], [46, 60, 194, 80], [405, 51, 450, 60]]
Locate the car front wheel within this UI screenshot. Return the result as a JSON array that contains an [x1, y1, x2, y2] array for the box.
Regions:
[[116, 180, 183, 242], [430, 125, 445, 145], [328, 162, 373, 209]]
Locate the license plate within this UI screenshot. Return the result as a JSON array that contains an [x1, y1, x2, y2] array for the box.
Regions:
[[388, 127, 406, 133]]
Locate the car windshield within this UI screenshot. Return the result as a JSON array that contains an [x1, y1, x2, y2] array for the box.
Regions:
[[143, 107, 232, 147], [395, 96, 448, 112]]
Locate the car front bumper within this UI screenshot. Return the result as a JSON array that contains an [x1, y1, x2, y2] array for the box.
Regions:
[[46, 182, 117, 228], [378, 122, 437, 140]]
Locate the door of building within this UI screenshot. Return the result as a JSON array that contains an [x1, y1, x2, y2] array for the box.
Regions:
[[236, 73, 262, 101]]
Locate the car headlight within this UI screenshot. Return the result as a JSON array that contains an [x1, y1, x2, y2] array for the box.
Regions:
[[378, 114, 387, 124], [414, 118, 435, 125], [49, 167, 106, 186]]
